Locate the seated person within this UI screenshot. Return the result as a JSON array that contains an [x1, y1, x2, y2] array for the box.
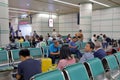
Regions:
[[80, 42, 95, 63], [66, 34, 71, 43], [69, 36, 82, 59], [106, 46, 113, 55], [56, 34, 64, 44], [57, 45, 76, 70], [106, 46, 117, 54], [94, 41, 107, 59], [18, 36, 25, 43], [16, 49, 41, 80], [6, 38, 18, 50], [49, 39, 60, 64], [36, 37, 46, 48]]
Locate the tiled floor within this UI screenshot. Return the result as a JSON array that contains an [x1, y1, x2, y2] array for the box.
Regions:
[[0, 71, 13, 80]]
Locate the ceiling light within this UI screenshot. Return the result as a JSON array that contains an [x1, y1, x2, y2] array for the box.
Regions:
[[21, 14, 28, 18], [38, 14, 57, 18], [9, 10, 26, 14], [53, 0, 80, 7], [56, 9, 59, 11], [27, 3, 30, 6], [89, 0, 110, 7]]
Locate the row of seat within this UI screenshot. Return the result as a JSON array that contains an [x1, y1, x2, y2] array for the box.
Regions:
[[15, 41, 30, 48], [15, 40, 87, 51], [0, 47, 49, 71], [30, 53, 120, 80]]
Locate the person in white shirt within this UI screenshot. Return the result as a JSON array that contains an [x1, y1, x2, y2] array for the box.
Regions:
[[91, 34, 97, 44], [52, 29, 57, 38], [18, 30, 22, 37], [36, 37, 46, 48]]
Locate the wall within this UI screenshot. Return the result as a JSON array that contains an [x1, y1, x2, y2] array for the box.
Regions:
[[11, 6, 120, 40], [32, 13, 59, 37], [59, 13, 79, 36], [59, 13, 90, 42], [11, 18, 18, 31], [0, 0, 9, 47], [59, 7, 120, 41], [92, 7, 120, 39]]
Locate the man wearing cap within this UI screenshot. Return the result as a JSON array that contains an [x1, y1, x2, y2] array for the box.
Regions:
[[49, 39, 60, 64]]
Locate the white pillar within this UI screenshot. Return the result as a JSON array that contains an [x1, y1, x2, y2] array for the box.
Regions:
[[11, 18, 18, 31], [0, 0, 9, 47], [80, 3, 92, 42]]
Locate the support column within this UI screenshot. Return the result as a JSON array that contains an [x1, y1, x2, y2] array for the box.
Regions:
[[11, 18, 18, 31], [80, 3, 92, 42], [0, 0, 9, 47]]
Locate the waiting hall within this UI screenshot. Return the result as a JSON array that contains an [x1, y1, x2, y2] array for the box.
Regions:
[[0, 0, 120, 80]]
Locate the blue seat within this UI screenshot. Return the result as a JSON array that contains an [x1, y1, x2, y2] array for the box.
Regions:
[[21, 42, 30, 48], [75, 41, 82, 50], [15, 42, 21, 48], [84, 58, 108, 80], [47, 40, 52, 46], [114, 53, 120, 66], [42, 46, 49, 57], [30, 69, 65, 80], [64, 63, 90, 80], [0, 50, 13, 71], [103, 55, 120, 79], [29, 48, 42, 59], [81, 42, 87, 49], [62, 36, 67, 39], [11, 49, 21, 65]]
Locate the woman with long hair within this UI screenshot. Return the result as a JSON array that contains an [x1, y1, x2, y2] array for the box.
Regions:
[[57, 45, 76, 70]]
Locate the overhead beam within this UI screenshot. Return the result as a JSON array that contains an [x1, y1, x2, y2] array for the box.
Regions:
[[108, 0, 120, 6]]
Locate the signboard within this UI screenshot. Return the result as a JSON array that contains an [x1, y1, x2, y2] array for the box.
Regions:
[[48, 18, 53, 27]]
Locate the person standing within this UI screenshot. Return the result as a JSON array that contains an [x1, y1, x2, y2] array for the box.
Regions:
[[18, 30, 22, 37], [91, 34, 97, 44], [52, 29, 57, 38]]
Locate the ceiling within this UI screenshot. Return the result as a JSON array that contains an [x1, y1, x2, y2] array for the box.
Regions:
[[9, 0, 120, 18]]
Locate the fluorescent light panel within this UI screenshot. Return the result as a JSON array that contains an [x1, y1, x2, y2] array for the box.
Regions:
[[9, 10, 26, 14], [89, 0, 110, 7], [9, 7, 39, 13], [21, 14, 28, 18], [38, 14, 57, 18], [53, 0, 80, 7]]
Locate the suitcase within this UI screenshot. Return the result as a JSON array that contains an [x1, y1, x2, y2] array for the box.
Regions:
[[41, 58, 52, 72]]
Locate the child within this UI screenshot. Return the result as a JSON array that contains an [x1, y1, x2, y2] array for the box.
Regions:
[[79, 42, 95, 63], [57, 45, 76, 70]]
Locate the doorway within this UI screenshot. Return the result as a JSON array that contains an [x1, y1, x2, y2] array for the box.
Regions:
[[19, 24, 32, 37]]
